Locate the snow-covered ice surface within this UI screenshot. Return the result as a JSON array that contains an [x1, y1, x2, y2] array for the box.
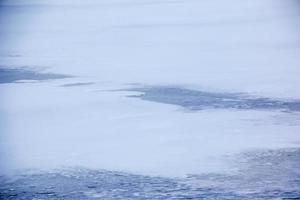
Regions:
[[1, 0, 300, 199]]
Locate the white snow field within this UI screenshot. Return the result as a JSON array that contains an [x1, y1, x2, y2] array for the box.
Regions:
[[1, 0, 300, 198]]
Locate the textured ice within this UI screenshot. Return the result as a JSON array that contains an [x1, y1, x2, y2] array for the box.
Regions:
[[126, 86, 300, 112], [1, 148, 300, 200]]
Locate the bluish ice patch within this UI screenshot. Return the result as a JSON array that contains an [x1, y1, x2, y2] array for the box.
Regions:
[[0, 149, 299, 200], [61, 82, 95, 87], [0, 67, 71, 83], [125, 86, 300, 112]]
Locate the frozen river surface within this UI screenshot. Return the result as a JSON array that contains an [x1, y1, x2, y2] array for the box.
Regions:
[[1, 0, 300, 199]]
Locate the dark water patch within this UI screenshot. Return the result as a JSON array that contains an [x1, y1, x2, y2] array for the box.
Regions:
[[124, 86, 300, 112], [1, 149, 300, 199], [61, 82, 95, 87], [0, 67, 71, 83]]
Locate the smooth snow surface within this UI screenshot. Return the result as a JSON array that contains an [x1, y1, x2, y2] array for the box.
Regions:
[[1, 0, 300, 196]]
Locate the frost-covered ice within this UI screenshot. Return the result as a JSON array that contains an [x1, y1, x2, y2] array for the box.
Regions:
[[1, 148, 300, 199], [1, 0, 300, 199]]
